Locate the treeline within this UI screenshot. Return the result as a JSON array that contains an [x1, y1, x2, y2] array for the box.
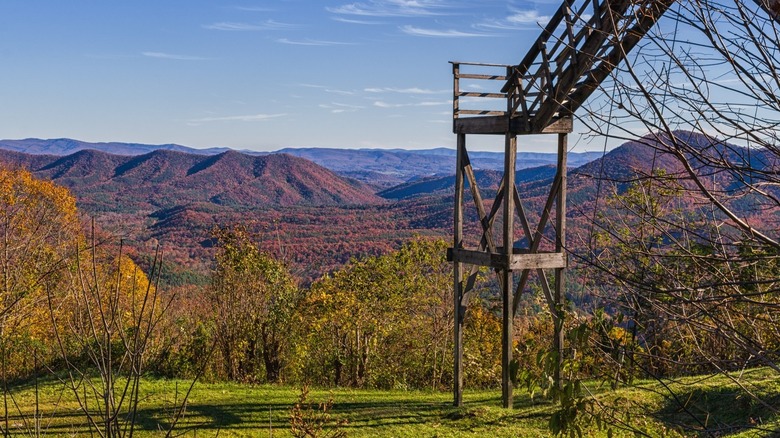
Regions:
[[158, 225, 503, 390]]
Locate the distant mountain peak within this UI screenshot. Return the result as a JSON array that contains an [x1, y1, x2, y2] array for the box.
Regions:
[[0, 138, 234, 156]]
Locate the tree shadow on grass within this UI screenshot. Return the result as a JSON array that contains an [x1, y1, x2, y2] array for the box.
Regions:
[[126, 390, 554, 435], [133, 403, 245, 432], [328, 392, 553, 433], [657, 386, 780, 437]]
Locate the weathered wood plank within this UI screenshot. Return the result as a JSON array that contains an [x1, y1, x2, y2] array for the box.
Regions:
[[457, 73, 508, 80], [509, 252, 567, 270], [454, 115, 573, 135], [456, 110, 507, 117], [457, 92, 506, 98], [449, 248, 506, 268], [448, 248, 569, 271]]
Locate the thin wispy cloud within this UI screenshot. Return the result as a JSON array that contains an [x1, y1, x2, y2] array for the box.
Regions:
[[278, 38, 355, 46], [476, 10, 550, 30], [508, 10, 550, 25], [320, 102, 365, 113], [327, 0, 453, 17], [364, 87, 445, 94], [374, 101, 404, 108], [203, 20, 298, 31], [332, 16, 385, 25], [142, 52, 210, 61], [297, 83, 355, 95], [189, 113, 286, 122], [400, 25, 493, 38], [298, 83, 329, 89], [326, 89, 355, 95], [373, 100, 449, 108]]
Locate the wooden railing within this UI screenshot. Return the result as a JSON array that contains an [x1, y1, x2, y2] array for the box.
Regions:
[[450, 62, 511, 123]]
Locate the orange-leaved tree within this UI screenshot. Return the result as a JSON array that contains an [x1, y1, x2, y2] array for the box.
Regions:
[[0, 166, 79, 435], [0, 166, 78, 349]]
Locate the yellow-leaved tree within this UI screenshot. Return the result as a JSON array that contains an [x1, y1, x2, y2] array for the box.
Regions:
[[0, 166, 79, 435], [0, 166, 78, 347], [0, 167, 188, 437]]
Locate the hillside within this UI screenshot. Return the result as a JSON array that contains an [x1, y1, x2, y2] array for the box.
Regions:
[[379, 165, 558, 200], [0, 148, 402, 282], [569, 131, 780, 203], [1, 149, 383, 211]]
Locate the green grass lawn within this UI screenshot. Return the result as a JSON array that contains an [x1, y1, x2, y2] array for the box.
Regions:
[[3, 368, 779, 437]]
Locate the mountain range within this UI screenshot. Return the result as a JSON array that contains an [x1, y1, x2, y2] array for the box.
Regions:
[[0, 138, 236, 156], [0, 132, 774, 284], [0, 138, 604, 188]]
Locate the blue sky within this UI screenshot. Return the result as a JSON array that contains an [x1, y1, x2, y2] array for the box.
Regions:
[[0, 1, 575, 152]]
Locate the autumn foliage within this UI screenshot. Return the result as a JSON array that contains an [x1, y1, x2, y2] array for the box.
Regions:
[[0, 167, 79, 378]]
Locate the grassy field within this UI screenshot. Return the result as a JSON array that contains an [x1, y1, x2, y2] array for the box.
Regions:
[[3, 368, 779, 437]]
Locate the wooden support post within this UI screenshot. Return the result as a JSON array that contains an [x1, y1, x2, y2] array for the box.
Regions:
[[553, 133, 568, 391], [501, 133, 517, 409], [452, 63, 460, 133], [453, 133, 465, 407]]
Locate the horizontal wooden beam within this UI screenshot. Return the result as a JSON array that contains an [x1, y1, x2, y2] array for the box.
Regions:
[[456, 110, 507, 117], [447, 248, 504, 268], [509, 252, 566, 270], [453, 116, 573, 135], [457, 92, 506, 98], [447, 248, 567, 270], [450, 61, 511, 68], [456, 73, 507, 81]]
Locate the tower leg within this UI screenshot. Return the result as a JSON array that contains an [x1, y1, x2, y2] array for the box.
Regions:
[[501, 268, 514, 408], [501, 133, 517, 408], [554, 133, 568, 391], [454, 266, 463, 406], [453, 133, 465, 407]]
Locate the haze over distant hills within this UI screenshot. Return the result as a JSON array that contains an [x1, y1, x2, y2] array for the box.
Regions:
[[0, 138, 237, 156], [0, 138, 604, 188], [276, 147, 604, 187]]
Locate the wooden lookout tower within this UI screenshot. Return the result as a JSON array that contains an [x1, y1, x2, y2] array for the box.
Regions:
[[448, 0, 677, 408]]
